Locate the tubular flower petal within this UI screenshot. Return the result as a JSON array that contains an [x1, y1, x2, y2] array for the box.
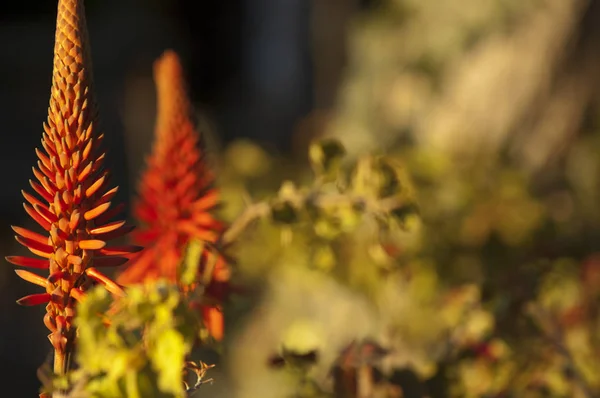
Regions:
[[116, 50, 230, 340], [17, 293, 52, 306], [8, 0, 137, 365]]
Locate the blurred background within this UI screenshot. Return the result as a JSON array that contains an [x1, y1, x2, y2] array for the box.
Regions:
[[3, 0, 600, 396]]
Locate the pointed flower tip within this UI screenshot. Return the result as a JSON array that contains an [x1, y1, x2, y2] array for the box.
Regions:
[[85, 267, 127, 297], [153, 49, 191, 135], [154, 49, 184, 80], [15, 269, 48, 288], [55, 0, 89, 61], [16, 293, 51, 306]]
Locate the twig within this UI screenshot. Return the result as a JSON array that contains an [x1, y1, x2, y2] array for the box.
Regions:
[[220, 187, 407, 248], [221, 201, 271, 247]]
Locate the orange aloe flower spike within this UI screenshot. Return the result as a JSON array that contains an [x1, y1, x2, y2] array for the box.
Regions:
[[7, 0, 140, 376], [116, 50, 229, 340]]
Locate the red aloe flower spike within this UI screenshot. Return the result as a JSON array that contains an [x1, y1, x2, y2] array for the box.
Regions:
[[7, 0, 139, 378], [116, 50, 230, 341]]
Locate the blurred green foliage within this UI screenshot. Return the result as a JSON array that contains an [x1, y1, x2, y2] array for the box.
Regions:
[[59, 132, 600, 397], [215, 134, 600, 397], [48, 281, 205, 398]]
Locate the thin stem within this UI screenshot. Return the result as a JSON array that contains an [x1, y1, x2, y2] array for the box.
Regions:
[[220, 189, 406, 248], [52, 327, 75, 397], [221, 201, 270, 247], [53, 349, 65, 375], [52, 349, 68, 398]]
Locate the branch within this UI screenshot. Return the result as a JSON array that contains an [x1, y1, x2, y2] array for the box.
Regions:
[[220, 186, 408, 248], [220, 201, 271, 247]]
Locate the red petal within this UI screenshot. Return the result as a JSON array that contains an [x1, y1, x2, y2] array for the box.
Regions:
[[131, 228, 160, 245], [29, 180, 53, 203], [23, 204, 51, 230], [21, 190, 45, 209], [11, 226, 48, 245], [177, 222, 218, 242], [33, 204, 58, 223], [6, 256, 49, 269], [192, 189, 219, 211], [93, 256, 129, 267], [15, 236, 53, 256], [16, 293, 51, 306], [99, 245, 143, 256]]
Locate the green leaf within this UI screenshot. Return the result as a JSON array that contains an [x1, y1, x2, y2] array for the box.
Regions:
[[179, 239, 205, 286], [150, 329, 188, 397]]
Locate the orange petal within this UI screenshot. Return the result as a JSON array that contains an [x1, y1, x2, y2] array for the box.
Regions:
[[78, 162, 93, 182], [15, 236, 53, 257], [23, 204, 52, 230], [85, 267, 126, 297], [90, 220, 126, 235], [69, 288, 86, 303], [96, 186, 119, 205], [78, 239, 106, 250], [93, 225, 135, 241], [85, 174, 106, 198], [15, 270, 48, 287], [202, 306, 224, 341], [84, 202, 111, 220], [11, 226, 48, 245], [35, 147, 51, 170], [69, 210, 81, 231], [29, 180, 53, 203], [95, 202, 125, 225], [33, 204, 58, 223]]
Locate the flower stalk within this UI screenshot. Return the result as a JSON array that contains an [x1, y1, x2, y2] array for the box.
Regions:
[[7, 0, 139, 386], [117, 50, 229, 341]]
